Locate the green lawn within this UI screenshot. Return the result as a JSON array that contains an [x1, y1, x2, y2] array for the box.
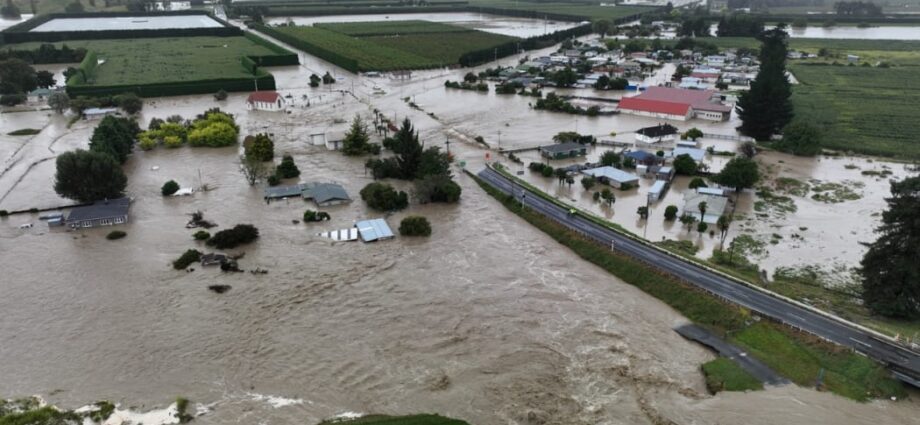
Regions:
[[468, 0, 654, 21], [318, 415, 469, 425], [270, 22, 514, 71], [7, 36, 282, 85], [701, 358, 764, 393]]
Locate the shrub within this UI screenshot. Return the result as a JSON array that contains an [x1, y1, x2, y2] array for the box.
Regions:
[[689, 177, 708, 189], [360, 182, 409, 211], [303, 210, 331, 222], [161, 180, 180, 196], [176, 397, 193, 424], [214, 89, 228, 101], [193, 230, 210, 241], [106, 230, 126, 240], [172, 249, 202, 270], [207, 224, 259, 249], [276, 154, 300, 178], [244, 133, 274, 161], [399, 216, 432, 236], [0, 93, 27, 106], [664, 205, 679, 220], [673, 154, 698, 175], [0, 210, 7, 216], [267, 174, 280, 186]]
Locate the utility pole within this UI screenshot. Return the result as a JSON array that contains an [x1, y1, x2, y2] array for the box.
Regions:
[[497, 130, 502, 151], [445, 135, 451, 155]]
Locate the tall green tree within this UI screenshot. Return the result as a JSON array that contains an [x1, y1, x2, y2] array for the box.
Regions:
[[245, 133, 274, 161], [860, 177, 920, 318], [391, 118, 424, 179], [0, 58, 38, 95], [89, 116, 139, 164], [736, 26, 794, 141], [54, 150, 127, 202], [592, 19, 611, 37], [712, 156, 760, 192], [342, 114, 371, 156]]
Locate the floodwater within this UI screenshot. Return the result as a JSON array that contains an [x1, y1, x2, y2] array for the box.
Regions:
[[29, 15, 224, 32], [1, 24, 919, 425], [264, 12, 580, 38], [708, 23, 920, 40]]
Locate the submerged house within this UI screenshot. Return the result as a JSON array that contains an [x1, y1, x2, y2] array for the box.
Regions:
[[65, 197, 129, 229], [540, 142, 588, 159], [582, 166, 639, 189], [682, 192, 727, 224], [355, 218, 394, 242], [635, 124, 679, 144], [304, 183, 351, 207], [264, 183, 308, 201]]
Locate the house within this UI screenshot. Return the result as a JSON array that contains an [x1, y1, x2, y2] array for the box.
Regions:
[[355, 218, 394, 242], [676, 139, 699, 148], [635, 124, 679, 144], [678, 77, 709, 90], [65, 197, 129, 229], [682, 192, 728, 224], [847, 54, 860, 63], [246, 91, 286, 112], [540, 142, 587, 159], [650, 165, 675, 181], [617, 86, 731, 121], [625, 150, 665, 166], [705, 55, 727, 67], [264, 183, 307, 201], [27, 87, 57, 103], [83, 107, 119, 120], [303, 183, 351, 207], [697, 187, 726, 197], [648, 180, 667, 202], [691, 67, 722, 81], [671, 147, 706, 162], [309, 130, 348, 150], [582, 166, 639, 189]]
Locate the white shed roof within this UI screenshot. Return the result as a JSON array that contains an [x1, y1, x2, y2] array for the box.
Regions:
[[355, 218, 394, 242], [583, 166, 639, 184]]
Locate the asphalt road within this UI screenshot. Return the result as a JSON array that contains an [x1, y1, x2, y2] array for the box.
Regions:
[[477, 166, 920, 386], [675, 324, 788, 386]]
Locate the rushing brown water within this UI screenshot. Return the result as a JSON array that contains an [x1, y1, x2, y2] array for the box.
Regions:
[[1, 27, 919, 425]]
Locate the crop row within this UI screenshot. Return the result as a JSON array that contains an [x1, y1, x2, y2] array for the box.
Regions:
[[315, 20, 473, 37]]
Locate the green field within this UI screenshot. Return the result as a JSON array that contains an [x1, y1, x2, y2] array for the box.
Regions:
[[315, 20, 471, 36], [468, 0, 654, 20], [701, 358, 764, 393], [9, 36, 286, 85], [269, 21, 514, 71]]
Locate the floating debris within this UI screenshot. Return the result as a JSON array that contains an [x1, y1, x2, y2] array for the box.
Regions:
[[208, 285, 231, 294]]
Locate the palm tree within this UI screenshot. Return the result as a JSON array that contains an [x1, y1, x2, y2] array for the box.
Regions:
[[717, 215, 732, 248], [679, 214, 698, 235], [698, 201, 708, 223], [601, 188, 615, 207]]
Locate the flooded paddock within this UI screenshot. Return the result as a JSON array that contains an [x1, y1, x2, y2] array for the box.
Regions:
[[1, 26, 918, 425]]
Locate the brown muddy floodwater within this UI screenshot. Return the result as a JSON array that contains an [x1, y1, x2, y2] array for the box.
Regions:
[[1, 33, 919, 425]]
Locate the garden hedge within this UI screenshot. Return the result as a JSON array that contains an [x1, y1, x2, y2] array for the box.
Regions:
[[66, 73, 276, 98]]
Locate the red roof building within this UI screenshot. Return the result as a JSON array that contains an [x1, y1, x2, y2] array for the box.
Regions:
[[617, 86, 731, 121], [246, 91, 286, 112]]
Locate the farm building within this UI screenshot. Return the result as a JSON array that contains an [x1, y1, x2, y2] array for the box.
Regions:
[[617, 87, 731, 121], [356, 218, 395, 242], [65, 197, 129, 229], [582, 166, 639, 189], [635, 124, 679, 144], [303, 183, 351, 207], [648, 165, 675, 181], [309, 130, 348, 150], [246, 91, 286, 112], [540, 142, 587, 159], [648, 180, 667, 202], [682, 192, 727, 224]]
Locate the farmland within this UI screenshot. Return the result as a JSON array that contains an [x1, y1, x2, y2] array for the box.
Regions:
[[315, 20, 470, 36], [10, 36, 284, 85], [467, 0, 654, 20], [790, 64, 920, 159], [264, 21, 515, 71]]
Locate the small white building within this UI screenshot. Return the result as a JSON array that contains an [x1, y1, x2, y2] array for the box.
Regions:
[[648, 180, 667, 202], [246, 91, 286, 112], [635, 123, 679, 144], [310, 130, 348, 150], [83, 107, 119, 120]]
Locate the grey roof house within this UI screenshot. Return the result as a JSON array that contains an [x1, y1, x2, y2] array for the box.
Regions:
[[65, 197, 129, 229], [304, 183, 351, 207], [264, 184, 308, 201], [540, 142, 587, 159]]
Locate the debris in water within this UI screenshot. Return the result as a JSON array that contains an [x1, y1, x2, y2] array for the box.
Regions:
[[208, 285, 231, 294]]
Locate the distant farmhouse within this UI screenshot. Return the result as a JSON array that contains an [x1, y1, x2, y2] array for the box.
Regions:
[[246, 91, 286, 112], [617, 87, 731, 121], [65, 197, 129, 229], [264, 182, 351, 207], [635, 124, 679, 144]]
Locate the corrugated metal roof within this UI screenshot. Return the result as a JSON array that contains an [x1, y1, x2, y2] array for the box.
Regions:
[[317, 228, 359, 241], [540, 142, 586, 154], [672, 147, 706, 161], [649, 180, 666, 194], [305, 183, 350, 204], [355, 218, 394, 242], [582, 166, 639, 183], [66, 197, 129, 222], [264, 184, 306, 199]]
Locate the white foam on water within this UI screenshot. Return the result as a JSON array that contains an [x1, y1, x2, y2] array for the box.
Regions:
[[100, 402, 180, 425], [333, 411, 364, 420], [246, 392, 305, 408]]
